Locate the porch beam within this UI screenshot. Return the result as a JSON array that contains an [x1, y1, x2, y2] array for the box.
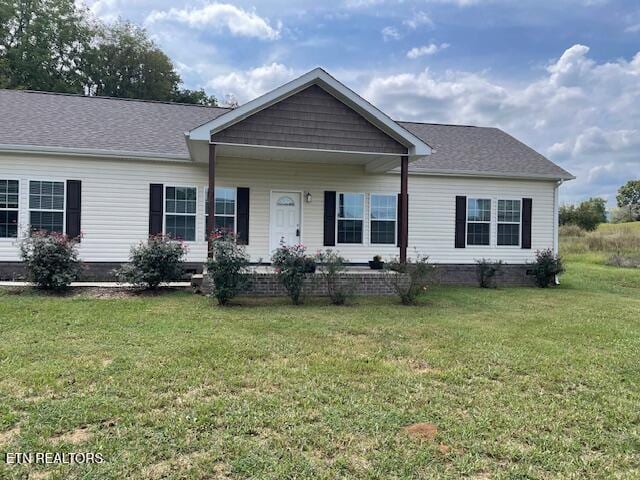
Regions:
[[400, 154, 409, 264], [207, 143, 216, 256]]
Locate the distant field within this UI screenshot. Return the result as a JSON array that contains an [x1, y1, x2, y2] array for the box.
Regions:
[[560, 221, 640, 262]]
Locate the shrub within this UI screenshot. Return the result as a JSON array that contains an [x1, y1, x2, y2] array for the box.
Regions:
[[19, 231, 82, 291], [315, 249, 354, 305], [116, 235, 186, 289], [383, 254, 434, 305], [272, 243, 310, 304], [476, 259, 503, 288], [206, 231, 251, 305], [610, 206, 640, 224], [559, 197, 607, 231], [530, 249, 565, 288]]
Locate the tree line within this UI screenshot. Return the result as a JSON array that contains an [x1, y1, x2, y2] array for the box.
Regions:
[[0, 0, 217, 105], [560, 179, 640, 231]]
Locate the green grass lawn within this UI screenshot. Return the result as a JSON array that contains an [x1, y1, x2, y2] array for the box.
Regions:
[[1, 254, 639, 478]]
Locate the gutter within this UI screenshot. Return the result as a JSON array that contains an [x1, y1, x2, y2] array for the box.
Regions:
[[0, 144, 192, 163]]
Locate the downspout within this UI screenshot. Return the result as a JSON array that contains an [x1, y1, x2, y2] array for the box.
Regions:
[[553, 180, 563, 284]]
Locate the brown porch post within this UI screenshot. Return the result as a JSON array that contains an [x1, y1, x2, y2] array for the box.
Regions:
[[400, 154, 409, 264], [207, 143, 216, 257]]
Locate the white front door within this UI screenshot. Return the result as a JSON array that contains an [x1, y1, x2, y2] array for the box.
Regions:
[[270, 191, 301, 252]]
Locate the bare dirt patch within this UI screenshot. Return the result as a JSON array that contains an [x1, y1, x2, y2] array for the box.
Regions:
[[0, 425, 21, 446], [404, 422, 438, 441], [50, 426, 91, 445], [144, 451, 221, 479], [407, 359, 443, 374]]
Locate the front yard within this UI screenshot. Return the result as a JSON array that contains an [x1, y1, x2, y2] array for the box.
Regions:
[[1, 254, 639, 478]]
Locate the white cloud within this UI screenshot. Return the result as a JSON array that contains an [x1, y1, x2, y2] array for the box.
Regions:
[[381, 26, 400, 41], [403, 11, 434, 29], [625, 23, 640, 33], [146, 3, 281, 40], [206, 63, 298, 104], [362, 45, 640, 205], [407, 43, 450, 58]]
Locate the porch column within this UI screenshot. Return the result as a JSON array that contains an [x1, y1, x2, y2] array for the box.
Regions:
[[207, 143, 216, 257], [400, 154, 409, 264]]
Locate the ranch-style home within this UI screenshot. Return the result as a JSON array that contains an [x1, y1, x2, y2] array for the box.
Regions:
[[0, 68, 573, 284]]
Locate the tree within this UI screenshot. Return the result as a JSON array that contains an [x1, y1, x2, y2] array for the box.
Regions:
[[0, 0, 93, 92], [171, 88, 218, 106], [616, 180, 640, 221], [86, 22, 181, 101], [559, 197, 607, 231]]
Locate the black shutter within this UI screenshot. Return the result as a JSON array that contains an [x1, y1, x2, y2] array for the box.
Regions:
[[236, 187, 250, 245], [323, 191, 336, 246], [522, 198, 532, 249], [455, 196, 466, 248], [65, 180, 81, 240], [149, 184, 164, 236]]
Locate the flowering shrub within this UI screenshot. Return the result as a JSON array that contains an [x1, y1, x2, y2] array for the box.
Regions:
[[383, 254, 434, 305], [530, 249, 565, 288], [19, 231, 82, 291], [116, 235, 187, 289], [206, 231, 251, 305], [315, 249, 354, 305], [271, 243, 311, 304]]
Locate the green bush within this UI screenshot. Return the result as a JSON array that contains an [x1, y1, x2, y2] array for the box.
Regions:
[[559, 197, 607, 231], [206, 231, 251, 305], [116, 235, 186, 289], [476, 258, 503, 288], [272, 243, 310, 304], [383, 254, 434, 305], [19, 231, 82, 291], [315, 249, 354, 305], [530, 249, 565, 288]]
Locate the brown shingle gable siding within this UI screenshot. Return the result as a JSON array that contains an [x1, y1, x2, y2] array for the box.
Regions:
[[211, 85, 407, 154]]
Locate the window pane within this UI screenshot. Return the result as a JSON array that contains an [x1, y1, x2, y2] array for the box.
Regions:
[[371, 220, 395, 244], [29, 181, 64, 211], [467, 222, 490, 245], [498, 200, 521, 223], [371, 194, 396, 220], [337, 219, 363, 243], [468, 198, 491, 222], [0, 180, 19, 209], [214, 215, 235, 232], [166, 187, 196, 215], [166, 215, 195, 241], [0, 210, 18, 238], [30, 211, 63, 234], [498, 223, 520, 246], [338, 193, 364, 219]]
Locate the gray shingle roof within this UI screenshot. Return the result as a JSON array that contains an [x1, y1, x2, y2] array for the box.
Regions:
[[398, 122, 573, 179], [0, 89, 572, 179], [0, 89, 229, 157]]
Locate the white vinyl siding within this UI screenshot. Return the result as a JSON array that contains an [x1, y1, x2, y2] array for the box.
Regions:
[[0, 154, 557, 264]]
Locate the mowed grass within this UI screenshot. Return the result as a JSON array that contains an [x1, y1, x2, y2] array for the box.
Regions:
[[1, 242, 640, 478]]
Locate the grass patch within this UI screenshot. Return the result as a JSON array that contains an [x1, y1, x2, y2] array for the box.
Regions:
[[560, 221, 640, 264], [1, 249, 639, 478]]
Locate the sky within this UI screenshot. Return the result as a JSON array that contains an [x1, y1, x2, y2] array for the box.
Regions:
[[83, 0, 640, 206]]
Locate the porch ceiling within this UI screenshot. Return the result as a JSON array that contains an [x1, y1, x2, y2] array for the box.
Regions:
[[187, 139, 409, 173]]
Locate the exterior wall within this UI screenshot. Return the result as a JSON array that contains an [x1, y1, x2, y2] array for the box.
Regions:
[[211, 85, 407, 154], [0, 153, 556, 265]]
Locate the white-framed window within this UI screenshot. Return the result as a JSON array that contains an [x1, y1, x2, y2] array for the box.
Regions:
[[0, 180, 19, 238], [337, 192, 364, 244], [205, 187, 236, 240], [467, 198, 491, 246], [165, 186, 197, 241], [370, 194, 396, 244], [29, 180, 65, 233], [497, 199, 521, 246]]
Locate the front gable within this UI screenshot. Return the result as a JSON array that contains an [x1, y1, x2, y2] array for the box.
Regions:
[[211, 84, 407, 154]]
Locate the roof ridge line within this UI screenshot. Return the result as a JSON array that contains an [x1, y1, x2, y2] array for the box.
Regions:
[[0, 88, 232, 110], [397, 120, 483, 128]]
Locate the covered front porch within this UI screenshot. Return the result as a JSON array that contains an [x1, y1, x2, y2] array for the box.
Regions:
[[184, 68, 431, 264]]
